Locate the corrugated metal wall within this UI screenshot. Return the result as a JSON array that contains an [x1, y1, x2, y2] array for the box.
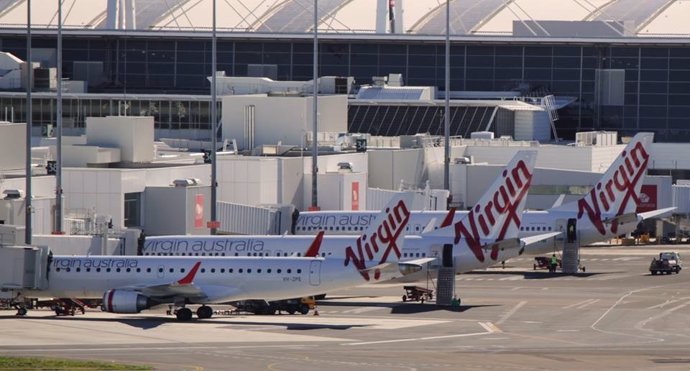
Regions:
[[218, 201, 293, 235], [366, 188, 447, 211]]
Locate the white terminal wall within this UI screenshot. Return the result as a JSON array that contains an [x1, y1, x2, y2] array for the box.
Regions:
[[649, 143, 690, 169], [86, 116, 154, 162], [63, 165, 209, 231], [0, 123, 25, 170], [368, 148, 425, 190], [221, 95, 347, 150], [450, 164, 664, 211], [316, 172, 368, 211], [144, 185, 211, 236], [464, 144, 623, 172]]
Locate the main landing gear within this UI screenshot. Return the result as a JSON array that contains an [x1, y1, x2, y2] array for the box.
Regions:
[[170, 305, 213, 321]]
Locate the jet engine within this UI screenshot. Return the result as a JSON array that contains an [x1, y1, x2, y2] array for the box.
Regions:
[[102, 289, 153, 313]]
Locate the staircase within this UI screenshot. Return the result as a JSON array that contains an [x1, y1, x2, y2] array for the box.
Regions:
[[561, 241, 580, 274], [435, 267, 455, 305]]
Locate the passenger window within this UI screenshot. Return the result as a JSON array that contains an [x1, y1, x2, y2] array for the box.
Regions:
[[146, 268, 151, 273], [211, 268, 216, 273], [257, 269, 262, 273], [267, 269, 272, 273], [107, 268, 111, 273], [247, 269, 252, 273], [169, 268, 174, 273], [56, 268, 61, 272], [157, 268, 162, 273], [221, 268, 225, 273], [86, 268, 91, 273], [180, 268, 186, 273], [126, 268, 131, 273], [297, 269, 302, 274], [277, 269, 282, 273], [97, 268, 101, 272], [76, 268, 81, 272], [136, 268, 140, 273], [239, 269, 243, 273], [200, 268, 206, 273], [287, 269, 292, 274]]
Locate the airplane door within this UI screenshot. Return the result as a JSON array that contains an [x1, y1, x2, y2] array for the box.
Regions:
[[567, 218, 577, 244], [157, 265, 165, 279], [309, 261, 321, 286], [442, 244, 453, 268]]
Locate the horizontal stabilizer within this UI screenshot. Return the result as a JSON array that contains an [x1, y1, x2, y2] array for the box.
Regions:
[[398, 257, 438, 275], [519, 232, 562, 247], [639, 207, 677, 221], [603, 212, 638, 225]]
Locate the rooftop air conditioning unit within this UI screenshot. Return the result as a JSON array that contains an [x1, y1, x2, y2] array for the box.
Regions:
[[172, 178, 200, 187], [337, 162, 353, 171], [3, 189, 24, 199]]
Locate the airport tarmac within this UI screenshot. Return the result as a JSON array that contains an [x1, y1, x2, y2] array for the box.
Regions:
[[2, 245, 690, 370]]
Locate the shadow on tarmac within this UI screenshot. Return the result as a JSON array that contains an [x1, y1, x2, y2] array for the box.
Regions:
[[0, 312, 369, 330]]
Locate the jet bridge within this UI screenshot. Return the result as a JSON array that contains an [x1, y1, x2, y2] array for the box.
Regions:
[[0, 245, 50, 295]]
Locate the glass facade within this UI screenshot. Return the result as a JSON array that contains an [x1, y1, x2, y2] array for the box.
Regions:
[[0, 93, 219, 131], [2, 34, 690, 141]]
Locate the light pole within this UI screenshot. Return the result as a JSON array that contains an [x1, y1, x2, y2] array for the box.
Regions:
[[210, 0, 218, 234], [444, 0, 451, 193], [25, 0, 33, 244], [311, 0, 319, 210], [55, 0, 64, 234]]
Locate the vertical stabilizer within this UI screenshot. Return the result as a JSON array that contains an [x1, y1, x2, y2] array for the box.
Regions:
[[343, 193, 413, 281]]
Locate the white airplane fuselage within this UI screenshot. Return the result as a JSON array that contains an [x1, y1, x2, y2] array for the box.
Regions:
[[293, 209, 641, 250], [23, 256, 392, 303]]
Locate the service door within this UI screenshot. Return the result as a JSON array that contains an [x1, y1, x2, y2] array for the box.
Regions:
[[309, 261, 321, 286]]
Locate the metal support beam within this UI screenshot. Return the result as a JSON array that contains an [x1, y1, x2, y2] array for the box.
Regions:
[[55, 0, 64, 234], [311, 0, 319, 210], [210, 0, 218, 234]]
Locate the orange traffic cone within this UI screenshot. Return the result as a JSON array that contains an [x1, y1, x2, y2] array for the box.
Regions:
[[313, 306, 319, 316]]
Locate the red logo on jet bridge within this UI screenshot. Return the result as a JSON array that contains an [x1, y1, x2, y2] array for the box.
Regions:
[[577, 141, 650, 235], [453, 160, 533, 263], [343, 199, 411, 281]]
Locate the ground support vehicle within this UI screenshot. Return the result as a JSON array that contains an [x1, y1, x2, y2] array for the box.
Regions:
[[402, 286, 434, 303], [650, 252, 682, 275]]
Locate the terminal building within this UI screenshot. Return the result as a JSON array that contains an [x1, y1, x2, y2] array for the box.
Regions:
[[0, 1, 690, 141]]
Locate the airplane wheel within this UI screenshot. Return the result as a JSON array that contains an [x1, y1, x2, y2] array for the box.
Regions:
[[176, 307, 193, 321], [196, 306, 213, 319], [298, 304, 310, 315], [17, 307, 27, 316]]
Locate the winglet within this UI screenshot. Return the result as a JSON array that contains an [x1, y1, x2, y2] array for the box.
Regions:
[[304, 231, 325, 257], [177, 261, 201, 285], [439, 208, 456, 228]]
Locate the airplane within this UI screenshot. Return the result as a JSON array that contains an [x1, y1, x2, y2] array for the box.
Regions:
[[290, 132, 674, 254], [12, 194, 413, 321], [142, 151, 558, 280]]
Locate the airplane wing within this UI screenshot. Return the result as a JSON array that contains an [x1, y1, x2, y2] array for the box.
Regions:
[[421, 219, 437, 234], [123, 262, 207, 300], [551, 194, 566, 209]]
